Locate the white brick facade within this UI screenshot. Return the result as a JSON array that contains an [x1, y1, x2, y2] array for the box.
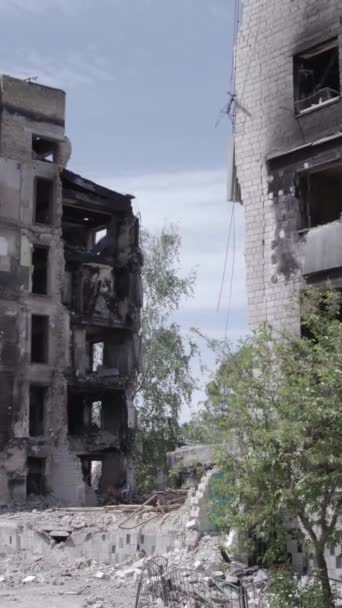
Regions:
[[234, 0, 342, 332]]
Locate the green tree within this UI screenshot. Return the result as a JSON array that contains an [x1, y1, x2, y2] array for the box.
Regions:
[[134, 226, 197, 492], [204, 287, 342, 606]]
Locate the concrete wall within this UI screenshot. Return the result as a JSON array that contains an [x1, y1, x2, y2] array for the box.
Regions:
[[0, 520, 183, 565], [0, 76, 142, 506], [234, 0, 342, 331]]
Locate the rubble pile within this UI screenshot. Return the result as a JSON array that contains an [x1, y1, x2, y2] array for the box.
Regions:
[[0, 499, 270, 608], [135, 534, 269, 608]]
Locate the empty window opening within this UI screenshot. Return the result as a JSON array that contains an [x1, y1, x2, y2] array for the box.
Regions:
[[115, 268, 130, 300], [29, 385, 46, 436], [34, 178, 53, 225], [91, 342, 104, 372], [298, 162, 342, 229], [31, 315, 49, 363], [294, 39, 340, 115], [68, 391, 89, 435], [86, 328, 130, 376], [32, 246, 49, 295], [80, 457, 103, 491], [32, 135, 58, 163], [91, 401, 103, 428], [69, 389, 126, 435], [102, 391, 127, 435], [27, 457, 45, 496]]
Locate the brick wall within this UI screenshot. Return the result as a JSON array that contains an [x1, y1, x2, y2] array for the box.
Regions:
[[234, 0, 342, 331]]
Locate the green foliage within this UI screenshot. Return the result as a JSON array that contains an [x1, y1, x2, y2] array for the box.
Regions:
[[268, 569, 299, 608], [268, 570, 333, 608], [181, 407, 219, 444], [201, 287, 342, 600], [134, 226, 197, 492], [169, 463, 183, 484], [206, 469, 235, 529]]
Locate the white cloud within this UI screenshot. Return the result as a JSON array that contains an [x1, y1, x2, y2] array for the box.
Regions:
[[0, 49, 115, 90], [96, 168, 248, 337]]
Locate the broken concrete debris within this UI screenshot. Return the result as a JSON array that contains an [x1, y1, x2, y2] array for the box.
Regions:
[[0, 504, 269, 608], [0, 75, 142, 507]]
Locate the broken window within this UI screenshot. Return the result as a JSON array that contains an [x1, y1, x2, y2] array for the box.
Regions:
[[34, 178, 54, 224], [27, 457, 45, 495], [31, 246, 49, 295], [31, 315, 49, 363], [29, 385, 46, 436], [298, 161, 342, 229], [32, 135, 58, 163], [294, 39, 340, 115]]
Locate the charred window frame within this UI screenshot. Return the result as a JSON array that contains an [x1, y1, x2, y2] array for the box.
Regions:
[[34, 177, 54, 225], [31, 245, 49, 295], [294, 38, 340, 115], [27, 457, 46, 495], [29, 385, 47, 437], [31, 314, 49, 364], [297, 161, 342, 230]]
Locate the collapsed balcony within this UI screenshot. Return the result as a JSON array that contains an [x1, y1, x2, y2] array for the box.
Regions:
[[61, 170, 142, 329], [61, 168, 140, 265]]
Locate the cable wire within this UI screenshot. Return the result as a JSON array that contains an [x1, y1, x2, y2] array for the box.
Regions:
[[217, 202, 235, 312], [224, 204, 236, 338]]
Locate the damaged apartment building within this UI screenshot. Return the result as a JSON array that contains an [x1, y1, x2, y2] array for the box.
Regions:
[[0, 75, 142, 505], [232, 0, 342, 335]]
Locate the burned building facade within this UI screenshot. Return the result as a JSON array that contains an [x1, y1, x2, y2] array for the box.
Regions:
[[233, 0, 342, 333], [0, 76, 142, 505]]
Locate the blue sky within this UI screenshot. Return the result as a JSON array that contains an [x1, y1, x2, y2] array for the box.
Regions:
[[0, 0, 247, 413]]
